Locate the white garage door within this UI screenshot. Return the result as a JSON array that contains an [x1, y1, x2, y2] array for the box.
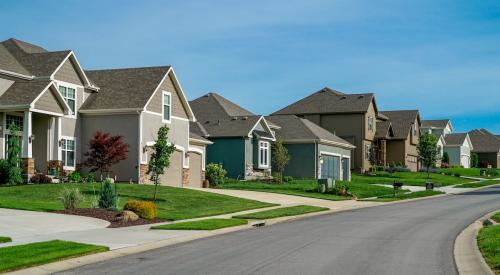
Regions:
[[159, 150, 183, 187], [188, 152, 203, 188]]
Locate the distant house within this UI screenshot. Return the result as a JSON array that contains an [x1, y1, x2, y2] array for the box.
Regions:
[[468, 129, 500, 168], [380, 110, 421, 171], [374, 119, 394, 167], [443, 133, 473, 168], [266, 115, 354, 181], [190, 93, 275, 180], [421, 119, 453, 136], [433, 133, 446, 167], [273, 87, 381, 173]]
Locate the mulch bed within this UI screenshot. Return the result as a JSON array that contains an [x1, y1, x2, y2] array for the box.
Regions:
[[55, 208, 167, 228]]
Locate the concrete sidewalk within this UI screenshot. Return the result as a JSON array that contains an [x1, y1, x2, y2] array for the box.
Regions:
[[375, 183, 473, 194]]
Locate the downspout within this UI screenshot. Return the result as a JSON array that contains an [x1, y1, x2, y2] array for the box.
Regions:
[[314, 141, 318, 179], [137, 110, 143, 183]]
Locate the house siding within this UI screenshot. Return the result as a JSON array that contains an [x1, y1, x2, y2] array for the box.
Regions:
[[34, 89, 64, 115], [145, 74, 189, 119], [54, 58, 84, 86], [280, 143, 316, 179], [206, 137, 246, 179]]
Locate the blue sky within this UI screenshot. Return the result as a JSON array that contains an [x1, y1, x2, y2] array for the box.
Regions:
[[1, 0, 499, 132]]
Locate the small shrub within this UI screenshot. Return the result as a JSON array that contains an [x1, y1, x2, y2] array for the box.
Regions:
[[98, 179, 116, 209], [283, 176, 293, 182], [454, 173, 461, 177], [123, 200, 157, 220], [60, 188, 83, 209], [486, 168, 498, 177], [68, 171, 82, 183], [333, 182, 350, 196], [206, 163, 227, 186], [30, 174, 53, 184]]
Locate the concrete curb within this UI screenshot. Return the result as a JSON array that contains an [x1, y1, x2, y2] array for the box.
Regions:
[[454, 210, 497, 275], [6, 183, 499, 275]]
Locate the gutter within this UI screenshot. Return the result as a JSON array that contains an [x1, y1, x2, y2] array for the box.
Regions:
[[0, 69, 35, 80]]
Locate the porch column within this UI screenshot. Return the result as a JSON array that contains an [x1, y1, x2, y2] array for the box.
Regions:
[[48, 116, 63, 175], [21, 111, 34, 174]]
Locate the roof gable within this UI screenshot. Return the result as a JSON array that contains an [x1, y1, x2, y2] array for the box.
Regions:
[[190, 92, 254, 124], [381, 110, 420, 139], [468, 129, 500, 153]]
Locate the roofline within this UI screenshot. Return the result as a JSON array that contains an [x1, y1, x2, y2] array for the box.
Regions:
[[0, 69, 35, 80], [189, 137, 213, 145], [29, 81, 71, 115], [50, 51, 99, 91], [247, 116, 276, 140], [0, 105, 30, 110], [79, 108, 143, 115], [283, 138, 355, 149]]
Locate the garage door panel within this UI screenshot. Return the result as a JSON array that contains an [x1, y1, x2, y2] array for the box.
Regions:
[[160, 150, 183, 187], [188, 152, 202, 187]]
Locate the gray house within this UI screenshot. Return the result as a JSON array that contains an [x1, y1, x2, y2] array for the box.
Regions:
[[190, 93, 275, 180], [0, 38, 208, 187], [443, 133, 473, 168], [266, 115, 354, 181]]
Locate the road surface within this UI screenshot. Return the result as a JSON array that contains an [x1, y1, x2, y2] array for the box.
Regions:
[[61, 186, 500, 275]]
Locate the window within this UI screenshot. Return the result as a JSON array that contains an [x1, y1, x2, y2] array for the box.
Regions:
[[6, 114, 23, 130], [368, 116, 374, 132], [61, 138, 75, 168], [59, 85, 76, 115], [365, 144, 371, 160], [412, 124, 417, 136], [162, 91, 171, 122], [258, 141, 269, 168]]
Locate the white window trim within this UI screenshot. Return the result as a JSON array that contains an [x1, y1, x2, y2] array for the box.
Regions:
[[56, 81, 80, 119], [61, 136, 76, 170], [162, 91, 172, 124], [258, 140, 270, 169]]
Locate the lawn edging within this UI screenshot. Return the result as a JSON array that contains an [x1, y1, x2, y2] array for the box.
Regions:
[[454, 210, 497, 275]]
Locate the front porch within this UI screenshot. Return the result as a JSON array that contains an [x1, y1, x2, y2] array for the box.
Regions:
[[1, 110, 65, 178]]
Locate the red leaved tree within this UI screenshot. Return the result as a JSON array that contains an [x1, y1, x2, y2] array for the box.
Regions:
[[84, 132, 129, 180]]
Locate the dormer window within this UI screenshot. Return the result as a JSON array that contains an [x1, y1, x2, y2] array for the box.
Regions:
[[368, 116, 374, 132], [59, 85, 76, 115], [162, 91, 171, 123]]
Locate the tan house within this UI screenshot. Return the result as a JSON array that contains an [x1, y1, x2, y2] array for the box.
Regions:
[[273, 87, 381, 173], [0, 38, 209, 187], [380, 110, 421, 171], [468, 129, 500, 168]]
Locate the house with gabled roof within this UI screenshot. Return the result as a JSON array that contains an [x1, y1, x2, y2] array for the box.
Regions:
[[468, 129, 500, 168], [266, 114, 354, 181], [421, 119, 453, 137], [190, 92, 275, 180], [273, 87, 381, 173], [0, 38, 208, 186], [380, 110, 421, 171], [443, 133, 473, 168]]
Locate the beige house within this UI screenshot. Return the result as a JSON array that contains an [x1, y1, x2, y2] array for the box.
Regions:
[[380, 110, 421, 171], [273, 87, 381, 173], [0, 38, 209, 187]]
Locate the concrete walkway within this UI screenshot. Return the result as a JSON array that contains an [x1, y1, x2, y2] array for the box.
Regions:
[[375, 184, 472, 194], [187, 187, 381, 210]]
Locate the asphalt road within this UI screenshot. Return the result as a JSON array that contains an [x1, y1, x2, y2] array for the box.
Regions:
[[60, 186, 500, 275]]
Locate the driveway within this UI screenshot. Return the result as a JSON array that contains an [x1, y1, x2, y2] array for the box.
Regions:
[[63, 186, 500, 275]]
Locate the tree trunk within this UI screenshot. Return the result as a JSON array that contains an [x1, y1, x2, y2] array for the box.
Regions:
[[280, 170, 283, 184], [153, 178, 158, 202]]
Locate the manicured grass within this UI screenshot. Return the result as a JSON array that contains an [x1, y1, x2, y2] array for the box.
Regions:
[[442, 167, 500, 178], [233, 205, 328, 219], [365, 190, 445, 202], [219, 179, 398, 200], [454, 180, 500, 188], [492, 212, 500, 223], [364, 172, 471, 187], [151, 218, 248, 230], [0, 240, 108, 273], [0, 236, 11, 243], [477, 225, 500, 274], [0, 183, 275, 220]]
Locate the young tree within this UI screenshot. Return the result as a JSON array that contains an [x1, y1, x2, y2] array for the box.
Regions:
[[442, 151, 450, 165], [272, 137, 290, 183], [417, 133, 439, 178], [84, 132, 129, 181], [7, 124, 22, 185], [368, 145, 378, 172], [147, 126, 176, 201], [470, 152, 479, 168]]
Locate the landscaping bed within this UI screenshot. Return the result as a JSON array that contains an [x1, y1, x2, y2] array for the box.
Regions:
[[151, 218, 248, 230], [55, 208, 166, 228], [0, 240, 108, 273]]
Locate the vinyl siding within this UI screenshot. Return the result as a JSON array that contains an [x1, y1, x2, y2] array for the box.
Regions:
[[206, 137, 246, 179], [280, 143, 316, 179], [145, 73, 189, 119], [54, 58, 84, 86], [34, 89, 65, 115]]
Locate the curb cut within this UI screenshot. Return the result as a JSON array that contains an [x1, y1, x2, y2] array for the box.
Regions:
[[454, 210, 497, 275]]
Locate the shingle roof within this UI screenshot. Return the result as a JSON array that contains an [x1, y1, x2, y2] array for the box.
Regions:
[[468, 129, 500, 153], [0, 38, 70, 77], [200, 115, 262, 137], [444, 133, 468, 146], [266, 115, 354, 148], [380, 110, 420, 139], [0, 79, 52, 106], [190, 92, 254, 123], [272, 87, 375, 115], [82, 66, 170, 110], [375, 120, 394, 139], [421, 119, 450, 128]]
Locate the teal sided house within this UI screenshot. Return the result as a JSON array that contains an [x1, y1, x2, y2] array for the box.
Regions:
[[267, 115, 355, 181], [190, 93, 275, 180]]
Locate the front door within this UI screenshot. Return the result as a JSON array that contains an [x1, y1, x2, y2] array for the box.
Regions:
[[342, 158, 349, 181], [320, 154, 340, 180]]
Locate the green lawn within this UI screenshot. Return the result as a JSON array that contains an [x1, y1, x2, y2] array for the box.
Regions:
[[151, 218, 248, 230], [477, 225, 500, 274], [454, 180, 500, 189], [442, 167, 500, 178], [0, 236, 11, 243], [233, 205, 328, 219], [492, 212, 500, 223], [364, 190, 444, 202], [0, 240, 108, 273], [219, 179, 398, 200], [0, 183, 275, 220], [363, 172, 471, 187]]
